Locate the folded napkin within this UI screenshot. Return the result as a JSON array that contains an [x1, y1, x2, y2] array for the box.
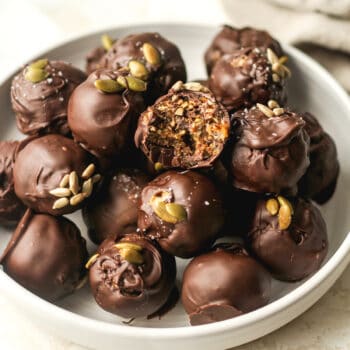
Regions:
[[222, 0, 350, 92]]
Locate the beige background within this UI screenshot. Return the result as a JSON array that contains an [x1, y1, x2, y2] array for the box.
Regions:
[[0, 0, 350, 349]]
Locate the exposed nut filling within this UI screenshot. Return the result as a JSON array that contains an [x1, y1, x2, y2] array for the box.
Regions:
[[138, 89, 230, 169]]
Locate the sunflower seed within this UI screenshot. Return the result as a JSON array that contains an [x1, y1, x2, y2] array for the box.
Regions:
[[82, 178, 93, 197], [49, 188, 72, 197], [267, 48, 278, 65], [59, 174, 70, 188], [267, 100, 279, 109], [257, 103, 274, 118], [70, 193, 86, 206], [92, 174, 101, 184], [52, 197, 69, 210], [69, 171, 80, 195], [273, 107, 285, 116], [82, 163, 95, 179]]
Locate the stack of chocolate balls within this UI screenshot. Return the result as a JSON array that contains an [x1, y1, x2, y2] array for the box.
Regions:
[[0, 26, 338, 326]]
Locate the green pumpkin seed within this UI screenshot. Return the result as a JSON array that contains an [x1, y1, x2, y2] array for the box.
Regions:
[[94, 79, 123, 93], [24, 67, 49, 83], [101, 34, 114, 51], [165, 203, 187, 222], [142, 42, 161, 65], [29, 58, 48, 69], [128, 60, 149, 80]]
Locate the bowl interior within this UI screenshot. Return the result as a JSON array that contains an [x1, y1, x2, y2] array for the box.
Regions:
[[0, 24, 349, 329]]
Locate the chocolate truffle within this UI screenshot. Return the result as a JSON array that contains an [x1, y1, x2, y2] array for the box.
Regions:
[[86, 34, 116, 74], [0, 210, 88, 301], [205, 25, 283, 74], [68, 68, 145, 159], [298, 112, 339, 204], [13, 134, 101, 216], [228, 102, 310, 194], [0, 141, 26, 227], [209, 47, 289, 111], [138, 170, 225, 258], [88, 233, 176, 319], [11, 59, 86, 136], [99, 32, 187, 103], [83, 169, 149, 244], [181, 243, 271, 325], [135, 81, 230, 170], [248, 196, 328, 281]]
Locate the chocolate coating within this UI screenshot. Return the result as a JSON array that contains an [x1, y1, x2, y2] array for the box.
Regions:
[[0, 141, 26, 227], [209, 48, 288, 111], [86, 46, 106, 75], [88, 233, 176, 319], [68, 68, 145, 159], [83, 169, 149, 244], [248, 197, 328, 281], [13, 134, 100, 216], [0, 210, 88, 301], [181, 243, 271, 325], [228, 106, 310, 194], [99, 32, 187, 103], [138, 170, 225, 258], [298, 112, 339, 204], [11, 60, 86, 136], [205, 25, 283, 74], [135, 82, 230, 170]]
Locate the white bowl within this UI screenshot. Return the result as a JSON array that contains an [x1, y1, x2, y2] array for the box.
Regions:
[[0, 24, 350, 350]]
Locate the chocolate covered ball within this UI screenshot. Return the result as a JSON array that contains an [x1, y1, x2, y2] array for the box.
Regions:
[[83, 169, 149, 244], [135, 81, 230, 170], [209, 47, 289, 111], [298, 112, 339, 204], [248, 196, 328, 281], [205, 25, 283, 74], [11, 59, 86, 136], [181, 243, 271, 325], [88, 233, 176, 319], [99, 32, 187, 103], [138, 170, 225, 258], [0, 141, 26, 227], [68, 68, 145, 159], [228, 102, 310, 194], [13, 134, 101, 216], [0, 210, 88, 301]]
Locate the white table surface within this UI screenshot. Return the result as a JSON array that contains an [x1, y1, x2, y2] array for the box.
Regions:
[[1, 1, 350, 349]]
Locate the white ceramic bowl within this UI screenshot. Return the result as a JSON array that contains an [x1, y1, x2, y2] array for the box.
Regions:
[[0, 24, 350, 350]]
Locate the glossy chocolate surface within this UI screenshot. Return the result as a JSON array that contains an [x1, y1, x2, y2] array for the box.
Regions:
[[11, 60, 86, 136], [138, 170, 225, 258], [1, 210, 88, 301], [88, 233, 176, 319], [181, 243, 271, 325], [248, 197, 328, 281]]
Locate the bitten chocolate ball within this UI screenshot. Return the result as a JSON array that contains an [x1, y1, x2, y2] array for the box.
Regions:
[[83, 169, 149, 244], [11, 59, 86, 136], [13, 134, 101, 216], [135, 81, 230, 170], [0, 210, 88, 301], [99, 32, 187, 103], [0, 141, 26, 227], [68, 68, 145, 159], [138, 170, 225, 258], [88, 233, 176, 319], [209, 47, 289, 111], [228, 102, 310, 194], [181, 243, 271, 325], [248, 196, 328, 281], [205, 25, 283, 74], [298, 112, 339, 204]]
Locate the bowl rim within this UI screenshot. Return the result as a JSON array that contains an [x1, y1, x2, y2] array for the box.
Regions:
[[1, 22, 350, 339]]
